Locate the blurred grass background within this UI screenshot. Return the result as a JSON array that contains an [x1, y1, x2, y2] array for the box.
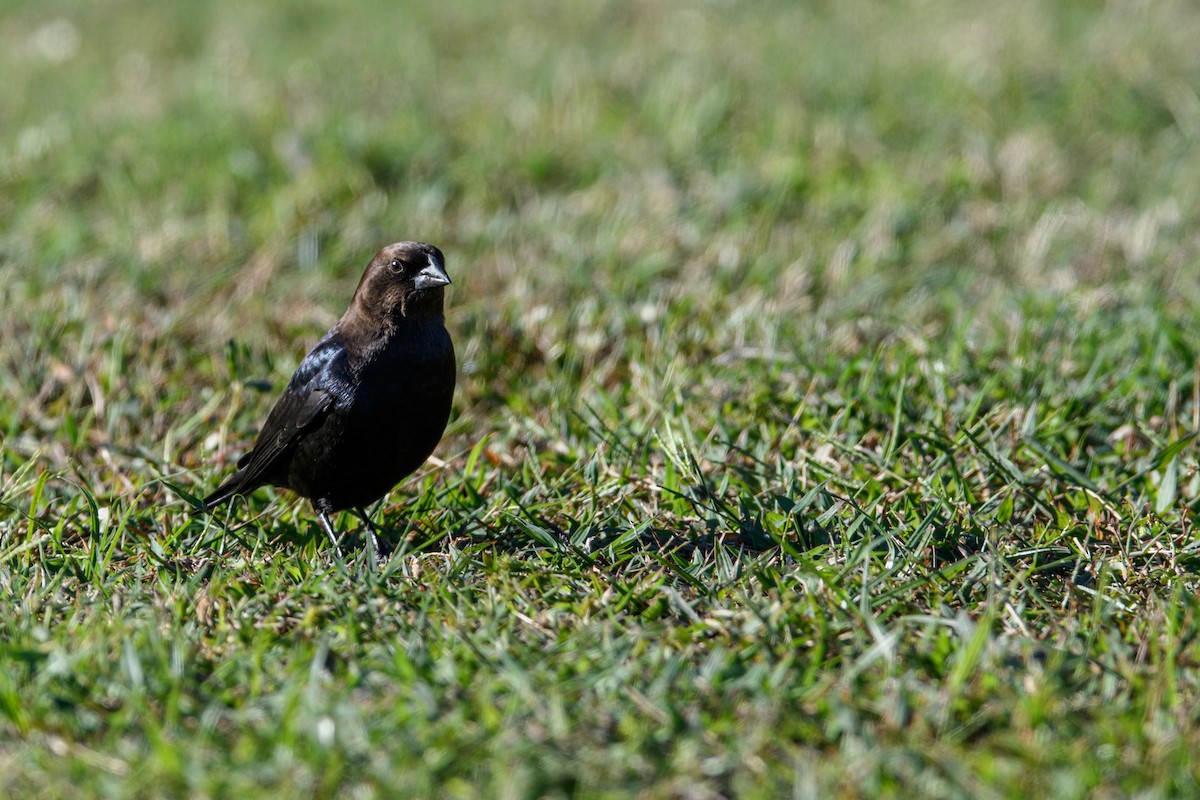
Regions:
[[3, 0, 1200, 796]]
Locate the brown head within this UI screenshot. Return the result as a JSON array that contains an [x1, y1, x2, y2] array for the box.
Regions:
[[342, 242, 451, 332]]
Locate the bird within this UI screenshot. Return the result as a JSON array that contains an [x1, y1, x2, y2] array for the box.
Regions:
[[202, 241, 456, 555]]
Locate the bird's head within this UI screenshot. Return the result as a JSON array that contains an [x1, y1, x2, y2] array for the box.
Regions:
[[351, 241, 451, 324]]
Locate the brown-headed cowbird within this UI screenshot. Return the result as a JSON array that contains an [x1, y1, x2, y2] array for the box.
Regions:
[[203, 241, 455, 553]]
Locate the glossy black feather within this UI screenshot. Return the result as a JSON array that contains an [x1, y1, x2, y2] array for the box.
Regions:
[[201, 332, 345, 508]]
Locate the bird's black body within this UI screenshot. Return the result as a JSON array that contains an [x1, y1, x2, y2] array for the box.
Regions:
[[203, 241, 455, 546]]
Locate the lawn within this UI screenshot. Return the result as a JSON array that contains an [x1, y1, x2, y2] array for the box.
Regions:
[[3, 0, 1200, 796]]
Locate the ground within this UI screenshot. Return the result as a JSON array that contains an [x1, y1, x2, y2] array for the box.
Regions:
[[2, 0, 1200, 797]]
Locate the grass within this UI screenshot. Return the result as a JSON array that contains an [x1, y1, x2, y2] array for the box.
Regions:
[[3, 0, 1200, 796]]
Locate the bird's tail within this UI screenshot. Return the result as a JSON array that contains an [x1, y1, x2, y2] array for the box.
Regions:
[[201, 473, 247, 510]]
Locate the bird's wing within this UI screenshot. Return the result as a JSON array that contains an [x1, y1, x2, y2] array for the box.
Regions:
[[227, 332, 350, 491]]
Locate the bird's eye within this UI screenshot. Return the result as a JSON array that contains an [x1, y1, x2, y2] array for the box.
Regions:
[[389, 258, 403, 273]]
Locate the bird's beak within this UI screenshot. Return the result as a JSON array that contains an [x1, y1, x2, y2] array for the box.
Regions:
[[414, 259, 452, 290]]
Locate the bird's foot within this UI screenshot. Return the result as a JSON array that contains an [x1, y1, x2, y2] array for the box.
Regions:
[[317, 509, 344, 559]]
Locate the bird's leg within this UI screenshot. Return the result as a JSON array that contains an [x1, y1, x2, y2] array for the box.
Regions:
[[316, 505, 343, 558], [355, 507, 381, 563]]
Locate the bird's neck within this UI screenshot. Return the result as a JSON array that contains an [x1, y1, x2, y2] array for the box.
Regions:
[[337, 304, 444, 357]]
